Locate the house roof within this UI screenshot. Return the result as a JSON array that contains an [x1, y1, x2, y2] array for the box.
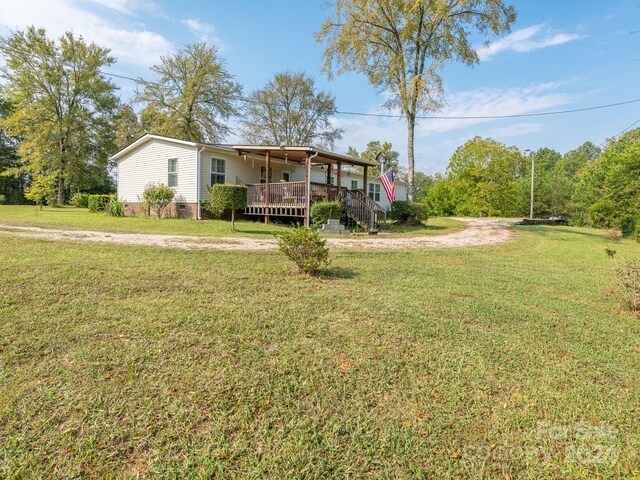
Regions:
[[109, 133, 233, 162], [110, 134, 377, 168], [231, 145, 377, 168]]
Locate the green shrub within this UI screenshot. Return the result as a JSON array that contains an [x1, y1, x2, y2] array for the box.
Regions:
[[635, 224, 640, 244], [310, 200, 343, 227], [620, 215, 637, 237], [615, 260, 640, 313], [275, 225, 330, 274], [70, 192, 90, 208], [88, 194, 114, 213], [0, 194, 6, 204], [142, 183, 175, 218], [589, 201, 616, 228], [106, 199, 124, 217], [388, 201, 429, 225], [206, 184, 247, 229]]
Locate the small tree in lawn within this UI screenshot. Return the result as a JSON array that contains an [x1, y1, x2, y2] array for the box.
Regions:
[[275, 225, 331, 275], [206, 184, 247, 230], [25, 174, 57, 210], [142, 183, 175, 218]]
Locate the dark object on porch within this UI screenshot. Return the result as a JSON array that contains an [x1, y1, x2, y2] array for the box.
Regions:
[[515, 217, 567, 226]]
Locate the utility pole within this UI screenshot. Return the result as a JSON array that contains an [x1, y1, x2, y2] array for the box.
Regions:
[[525, 149, 535, 219]]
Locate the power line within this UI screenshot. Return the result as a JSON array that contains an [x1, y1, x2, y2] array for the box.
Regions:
[[336, 98, 640, 120], [100, 69, 640, 121], [599, 117, 640, 147]]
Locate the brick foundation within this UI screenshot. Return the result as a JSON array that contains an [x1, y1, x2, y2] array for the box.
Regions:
[[123, 202, 198, 219]]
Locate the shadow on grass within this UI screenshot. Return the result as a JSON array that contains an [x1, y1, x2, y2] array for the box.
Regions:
[[318, 266, 359, 279], [514, 225, 605, 239]]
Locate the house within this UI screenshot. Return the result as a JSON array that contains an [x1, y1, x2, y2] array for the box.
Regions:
[[111, 134, 408, 229]]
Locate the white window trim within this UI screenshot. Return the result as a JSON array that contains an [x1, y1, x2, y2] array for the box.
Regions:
[[210, 157, 226, 185], [168, 158, 178, 187], [368, 183, 381, 202]]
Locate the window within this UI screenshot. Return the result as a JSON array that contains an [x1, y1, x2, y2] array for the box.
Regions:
[[168, 158, 178, 187], [368, 183, 381, 202], [350, 180, 358, 190], [211, 158, 226, 185], [260, 166, 273, 183], [329, 176, 335, 185], [282, 172, 290, 182]]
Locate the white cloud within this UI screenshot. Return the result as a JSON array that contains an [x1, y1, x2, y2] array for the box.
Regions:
[[333, 80, 580, 173], [477, 24, 584, 61], [484, 122, 544, 138], [181, 18, 220, 45], [0, 0, 173, 68]]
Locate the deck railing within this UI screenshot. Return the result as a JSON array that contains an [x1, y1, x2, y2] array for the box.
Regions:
[[246, 181, 386, 230], [246, 182, 342, 207]]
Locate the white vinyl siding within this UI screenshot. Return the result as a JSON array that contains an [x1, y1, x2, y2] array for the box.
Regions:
[[116, 139, 197, 203], [168, 158, 178, 187], [211, 158, 226, 185]]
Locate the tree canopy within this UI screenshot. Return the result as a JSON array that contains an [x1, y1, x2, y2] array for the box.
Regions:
[[0, 27, 119, 204], [136, 42, 242, 143], [316, 0, 516, 201], [114, 104, 143, 151], [240, 72, 342, 148], [346, 140, 405, 177], [423, 137, 605, 221]]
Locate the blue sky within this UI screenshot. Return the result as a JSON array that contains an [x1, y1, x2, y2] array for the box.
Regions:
[[1, 0, 639, 174]]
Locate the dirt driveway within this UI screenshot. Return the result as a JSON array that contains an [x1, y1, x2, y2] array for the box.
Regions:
[[0, 218, 513, 251]]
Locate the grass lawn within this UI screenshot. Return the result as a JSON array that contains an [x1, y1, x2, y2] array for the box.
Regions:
[[0, 205, 463, 238], [1, 225, 639, 478]]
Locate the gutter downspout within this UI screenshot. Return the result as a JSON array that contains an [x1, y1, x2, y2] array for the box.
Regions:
[[306, 150, 319, 228], [196, 146, 206, 220]]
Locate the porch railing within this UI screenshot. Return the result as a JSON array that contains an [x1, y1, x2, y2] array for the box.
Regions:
[[246, 181, 386, 230], [246, 182, 341, 207]]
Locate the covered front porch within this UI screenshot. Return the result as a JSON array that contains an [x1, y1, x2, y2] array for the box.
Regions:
[[232, 145, 384, 229]]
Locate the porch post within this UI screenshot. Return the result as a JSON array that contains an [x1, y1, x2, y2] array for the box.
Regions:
[[363, 165, 368, 195], [326, 163, 332, 185], [336, 162, 342, 190], [264, 150, 270, 224], [304, 153, 311, 228]]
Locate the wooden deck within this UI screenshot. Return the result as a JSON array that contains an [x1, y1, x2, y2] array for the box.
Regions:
[[245, 181, 386, 230]]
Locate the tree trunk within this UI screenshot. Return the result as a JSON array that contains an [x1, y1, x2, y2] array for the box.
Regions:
[[407, 115, 416, 202], [57, 173, 65, 205]]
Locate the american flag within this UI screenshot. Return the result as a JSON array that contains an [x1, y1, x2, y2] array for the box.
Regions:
[[379, 168, 395, 202]]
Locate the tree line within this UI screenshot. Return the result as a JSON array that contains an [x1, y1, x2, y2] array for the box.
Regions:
[[417, 132, 640, 228], [1, 0, 520, 205], [0, 29, 351, 204]]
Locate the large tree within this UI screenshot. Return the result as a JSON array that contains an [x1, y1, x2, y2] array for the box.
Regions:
[[443, 136, 525, 217], [0, 27, 119, 204], [573, 130, 640, 227], [346, 140, 405, 177], [0, 97, 25, 203], [136, 42, 241, 143], [240, 71, 343, 148], [114, 104, 143, 151], [316, 0, 516, 201]]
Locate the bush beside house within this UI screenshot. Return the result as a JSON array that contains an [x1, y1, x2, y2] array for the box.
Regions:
[[88, 194, 115, 213], [310, 200, 343, 227], [142, 184, 175, 219]]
